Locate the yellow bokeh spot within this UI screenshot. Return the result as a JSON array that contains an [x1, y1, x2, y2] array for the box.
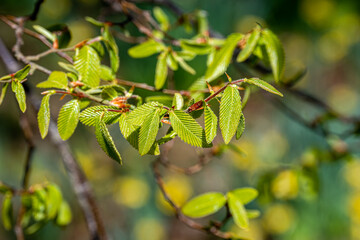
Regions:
[[262, 204, 296, 235], [156, 174, 193, 215], [134, 218, 166, 240], [327, 84, 359, 116], [344, 161, 360, 190], [271, 170, 299, 200], [348, 193, 360, 224], [112, 176, 150, 209], [230, 221, 263, 240], [317, 30, 349, 62], [230, 141, 259, 171], [300, 0, 335, 28], [258, 129, 289, 162]]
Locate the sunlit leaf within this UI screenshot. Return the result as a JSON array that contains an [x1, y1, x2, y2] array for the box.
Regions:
[[154, 7, 169, 31], [37, 71, 68, 89], [127, 102, 160, 126], [56, 201, 72, 226], [172, 93, 184, 110], [128, 39, 165, 58], [101, 87, 118, 100], [229, 188, 258, 205], [103, 25, 120, 73], [33, 25, 56, 42], [74, 45, 101, 87], [79, 105, 121, 126], [100, 65, 115, 81], [155, 51, 168, 89], [228, 192, 249, 230], [45, 184, 62, 219], [180, 39, 213, 55], [38, 93, 53, 139], [85, 16, 104, 27], [166, 52, 178, 71], [237, 27, 261, 62], [247, 209, 260, 219], [11, 80, 26, 112], [0, 83, 9, 106], [1, 192, 13, 230], [57, 99, 80, 140], [139, 108, 161, 155], [244, 78, 283, 97], [173, 53, 196, 75], [204, 105, 217, 144], [58, 62, 79, 75], [146, 95, 173, 107], [182, 192, 226, 218], [14, 64, 31, 80]]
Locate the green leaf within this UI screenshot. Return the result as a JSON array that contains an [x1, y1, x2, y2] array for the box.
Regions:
[[57, 99, 80, 140], [236, 113, 245, 140], [228, 188, 258, 205], [172, 93, 184, 110], [227, 192, 249, 230], [128, 39, 165, 58], [74, 45, 101, 87], [45, 184, 63, 219], [155, 51, 168, 89], [127, 102, 160, 126], [180, 39, 213, 55], [139, 108, 161, 155], [103, 25, 120, 73], [182, 192, 226, 218], [220, 85, 242, 144], [37, 71, 68, 89], [261, 29, 285, 83], [146, 95, 173, 107], [237, 28, 261, 62], [85, 17, 104, 27], [1, 192, 13, 230], [47, 24, 71, 49], [14, 64, 31, 80], [173, 53, 196, 75], [166, 52, 178, 71], [0, 83, 9, 106], [169, 110, 210, 147], [157, 128, 177, 145], [205, 33, 243, 82], [176, 51, 196, 61], [11, 80, 26, 112], [95, 118, 122, 163], [90, 41, 105, 57], [244, 78, 283, 97], [79, 106, 121, 126], [0, 74, 11, 81], [38, 93, 53, 139], [196, 10, 208, 35], [247, 209, 260, 219], [101, 87, 118, 100], [153, 7, 169, 31], [56, 201, 72, 226], [33, 25, 56, 42], [58, 62, 79, 75], [100, 65, 115, 81], [204, 105, 217, 144]]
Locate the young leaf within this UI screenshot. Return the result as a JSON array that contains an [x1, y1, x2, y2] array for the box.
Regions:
[[101, 87, 118, 100], [128, 39, 165, 58], [236, 113, 245, 140], [33, 25, 56, 42], [169, 110, 210, 147], [95, 118, 122, 163], [57, 99, 80, 140], [247, 209, 260, 219], [14, 64, 31, 80], [56, 201, 72, 226], [85, 16, 104, 27], [173, 53, 196, 75], [228, 188, 258, 205], [182, 192, 226, 218], [180, 39, 213, 55], [58, 62, 79, 75], [261, 29, 285, 83], [103, 25, 120, 73], [220, 85, 242, 144], [36, 71, 68, 89], [155, 51, 168, 89], [79, 106, 121, 126], [100, 65, 115, 81], [0, 83, 9, 106], [45, 184, 63, 219], [204, 105, 217, 144], [227, 192, 249, 230], [74, 45, 101, 87], [38, 93, 53, 139], [244, 78, 283, 97], [157, 128, 177, 145], [237, 28, 261, 62], [172, 93, 184, 110], [153, 7, 169, 31], [139, 108, 161, 155], [1, 192, 13, 230], [0, 74, 11, 81], [205, 33, 243, 82], [126, 102, 160, 126], [11, 81, 26, 112], [166, 52, 178, 71], [146, 95, 173, 107]]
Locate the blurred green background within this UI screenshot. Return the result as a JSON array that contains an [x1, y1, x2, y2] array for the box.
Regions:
[[0, 0, 360, 239]]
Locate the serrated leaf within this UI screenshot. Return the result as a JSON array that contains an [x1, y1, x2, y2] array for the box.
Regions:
[[14, 64, 31, 80], [2, 192, 13, 230], [56, 201, 72, 226], [228, 188, 258, 205], [139, 108, 161, 155], [100, 65, 115, 81], [166, 52, 178, 71], [45, 184, 62, 219], [11, 81, 26, 112], [79, 106, 121, 126], [103, 25, 119, 73], [205, 33, 243, 82], [33, 25, 56, 42], [101, 87, 118, 100], [262, 29, 285, 83], [180, 39, 213, 55], [204, 105, 217, 144], [0, 83, 9, 105], [38, 93, 52, 139], [244, 78, 283, 97], [155, 51, 168, 89], [236, 113, 245, 140], [154, 7, 169, 31], [182, 192, 226, 218], [127, 102, 160, 126], [37, 71, 68, 89], [95, 118, 122, 163], [74, 45, 101, 87], [237, 28, 261, 62], [172, 93, 184, 110], [128, 39, 165, 58], [220, 85, 242, 144], [57, 99, 80, 140], [169, 110, 210, 147], [228, 192, 249, 230]]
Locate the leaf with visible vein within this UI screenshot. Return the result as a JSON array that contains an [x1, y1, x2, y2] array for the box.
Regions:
[[139, 109, 161, 155], [11, 81, 26, 112], [228, 192, 249, 229], [236, 113, 245, 140], [237, 28, 261, 62], [37, 71, 68, 89], [38, 93, 53, 139], [220, 85, 242, 144], [95, 118, 122, 163], [103, 25, 119, 73], [204, 105, 217, 144], [14, 64, 31, 80], [57, 99, 80, 140], [182, 192, 226, 218], [79, 106, 121, 126], [74, 45, 101, 87], [127, 102, 160, 126], [244, 78, 283, 97], [172, 93, 183, 110], [128, 39, 165, 58], [155, 51, 168, 89], [169, 110, 210, 148]]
